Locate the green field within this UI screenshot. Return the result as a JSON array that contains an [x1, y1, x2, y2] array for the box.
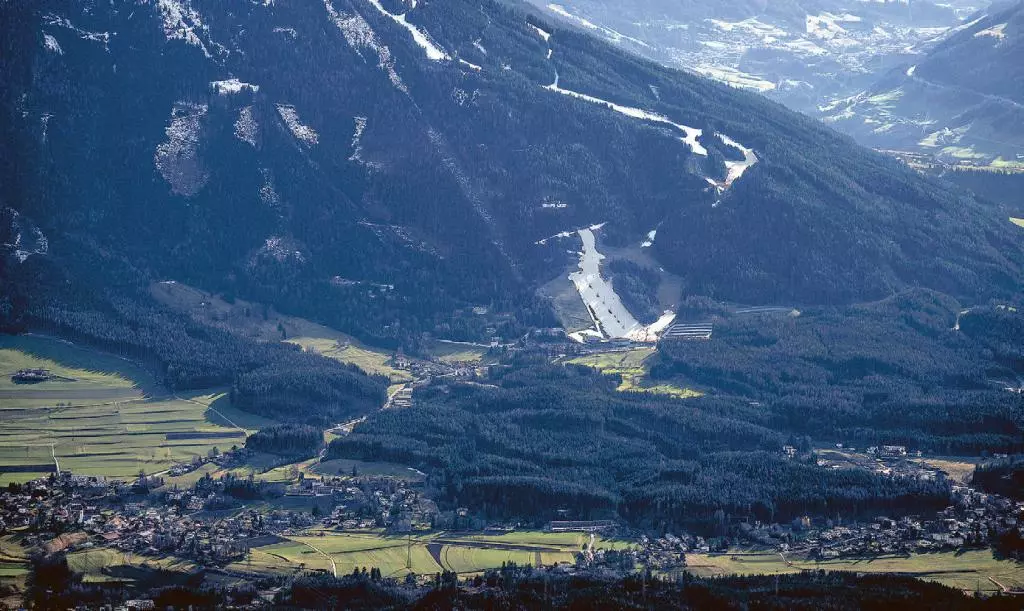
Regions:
[[288, 336, 412, 382], [1011, 217, 1024, 228], [236, 531, 624, 578], [0, 534, 30, 595], [65, 547, 198, 584], [310, 458, 426, 481], [686, 549, 1024, 594], [567, 349, 701, 398], [0, 335, 275, 484], [426, 341, 490, 364]]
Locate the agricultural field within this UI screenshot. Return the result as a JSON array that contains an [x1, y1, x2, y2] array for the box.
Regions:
[[287, 337, 411, 382], [237, 531, 625, 578], [309, 458, 426, 482], [686, 549, 1024, 594], [1012, 217, 1024, 229], [0, 534, 30, 605], [65, 547, 198, 585], [912, 456, 979, 484], [0, 335, 273, 484], [425, 340, 490, 364], [567, 348, 701, 398]]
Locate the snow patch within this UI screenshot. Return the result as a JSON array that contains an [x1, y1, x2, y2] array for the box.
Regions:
[[2, 209, 48, 263], [545, 72, 706, 155], [717, 133, 758, 186], [458, 58, 482, 71], [43, 33, 63, 55], [234, 106, 259, 147], [276, 104, 318, 146], [691, 65, 776, 93], [641, 229, 656, 248], [211, 78, 259, 95], [42, 14, 110, 49], [365, 0, 449, 61], [530, 24, 552, 42], [256, 236, 306, 265], [154, 102, 209, 197], [324, 0, 408, 94], [974, 22, 1007, 40], [349, 116, 370, 164], [906, 64, 916, 76], [547, 4, 598, 30], [259, 169, 281, 209], [546, 3, 648, 47], [155, 0, 224, 58]]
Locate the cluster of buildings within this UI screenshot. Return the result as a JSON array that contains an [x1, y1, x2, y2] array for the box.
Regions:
[[805, 487, 1022, 559], [0, 471, 307, 566], [314, 476, 437, 532], [727, 487, 1023, 560], [636, 533, 707, 571]]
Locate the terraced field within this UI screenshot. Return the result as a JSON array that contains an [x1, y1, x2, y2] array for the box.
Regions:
[[0, 335, 274, 483], [686, 549, 1024, 594], [0, 535, 29, 608], [65, 547, 199, 584]]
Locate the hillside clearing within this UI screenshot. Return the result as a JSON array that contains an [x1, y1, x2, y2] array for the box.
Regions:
[[568, 348, 702, 398]]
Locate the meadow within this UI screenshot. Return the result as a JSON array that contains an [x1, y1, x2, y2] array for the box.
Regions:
[[685, 549, 1024, 594], [0, 335, 273, 484], [567, 348, 701, 398]]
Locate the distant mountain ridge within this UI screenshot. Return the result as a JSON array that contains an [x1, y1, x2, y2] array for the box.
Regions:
[[823, 0, 1024, 167], [1, 0, 1021, 345]]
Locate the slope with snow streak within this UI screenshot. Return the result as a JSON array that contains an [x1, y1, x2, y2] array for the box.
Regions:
[[718, 133, 758, 186], [569, 226, 675, 342], [545, 73, 707, 156], [365, 0, 449, 61]]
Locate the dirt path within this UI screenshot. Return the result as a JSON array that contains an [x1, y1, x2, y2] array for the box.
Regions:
[[298, 540, 336, 577]]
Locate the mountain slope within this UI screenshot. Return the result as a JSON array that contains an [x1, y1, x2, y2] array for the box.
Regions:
[[1, 0, 1022, 345], [823, 1, 1024, 167]]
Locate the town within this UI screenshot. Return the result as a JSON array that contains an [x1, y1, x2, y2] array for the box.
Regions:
[[3, 446, 1022, 584]]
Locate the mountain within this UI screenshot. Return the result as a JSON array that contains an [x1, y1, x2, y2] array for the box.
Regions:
[[823, 1, 1024, 168], [525, 0, 985, 114], [1, 0, 1022, 348]]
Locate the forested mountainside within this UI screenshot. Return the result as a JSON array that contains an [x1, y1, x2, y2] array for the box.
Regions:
[[527, 0, 981, 112], [1, 0, 1022, 345], [824, 1, 1024, 166], [943, 168, 1024, 212], [329, 360, 955, 531]]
